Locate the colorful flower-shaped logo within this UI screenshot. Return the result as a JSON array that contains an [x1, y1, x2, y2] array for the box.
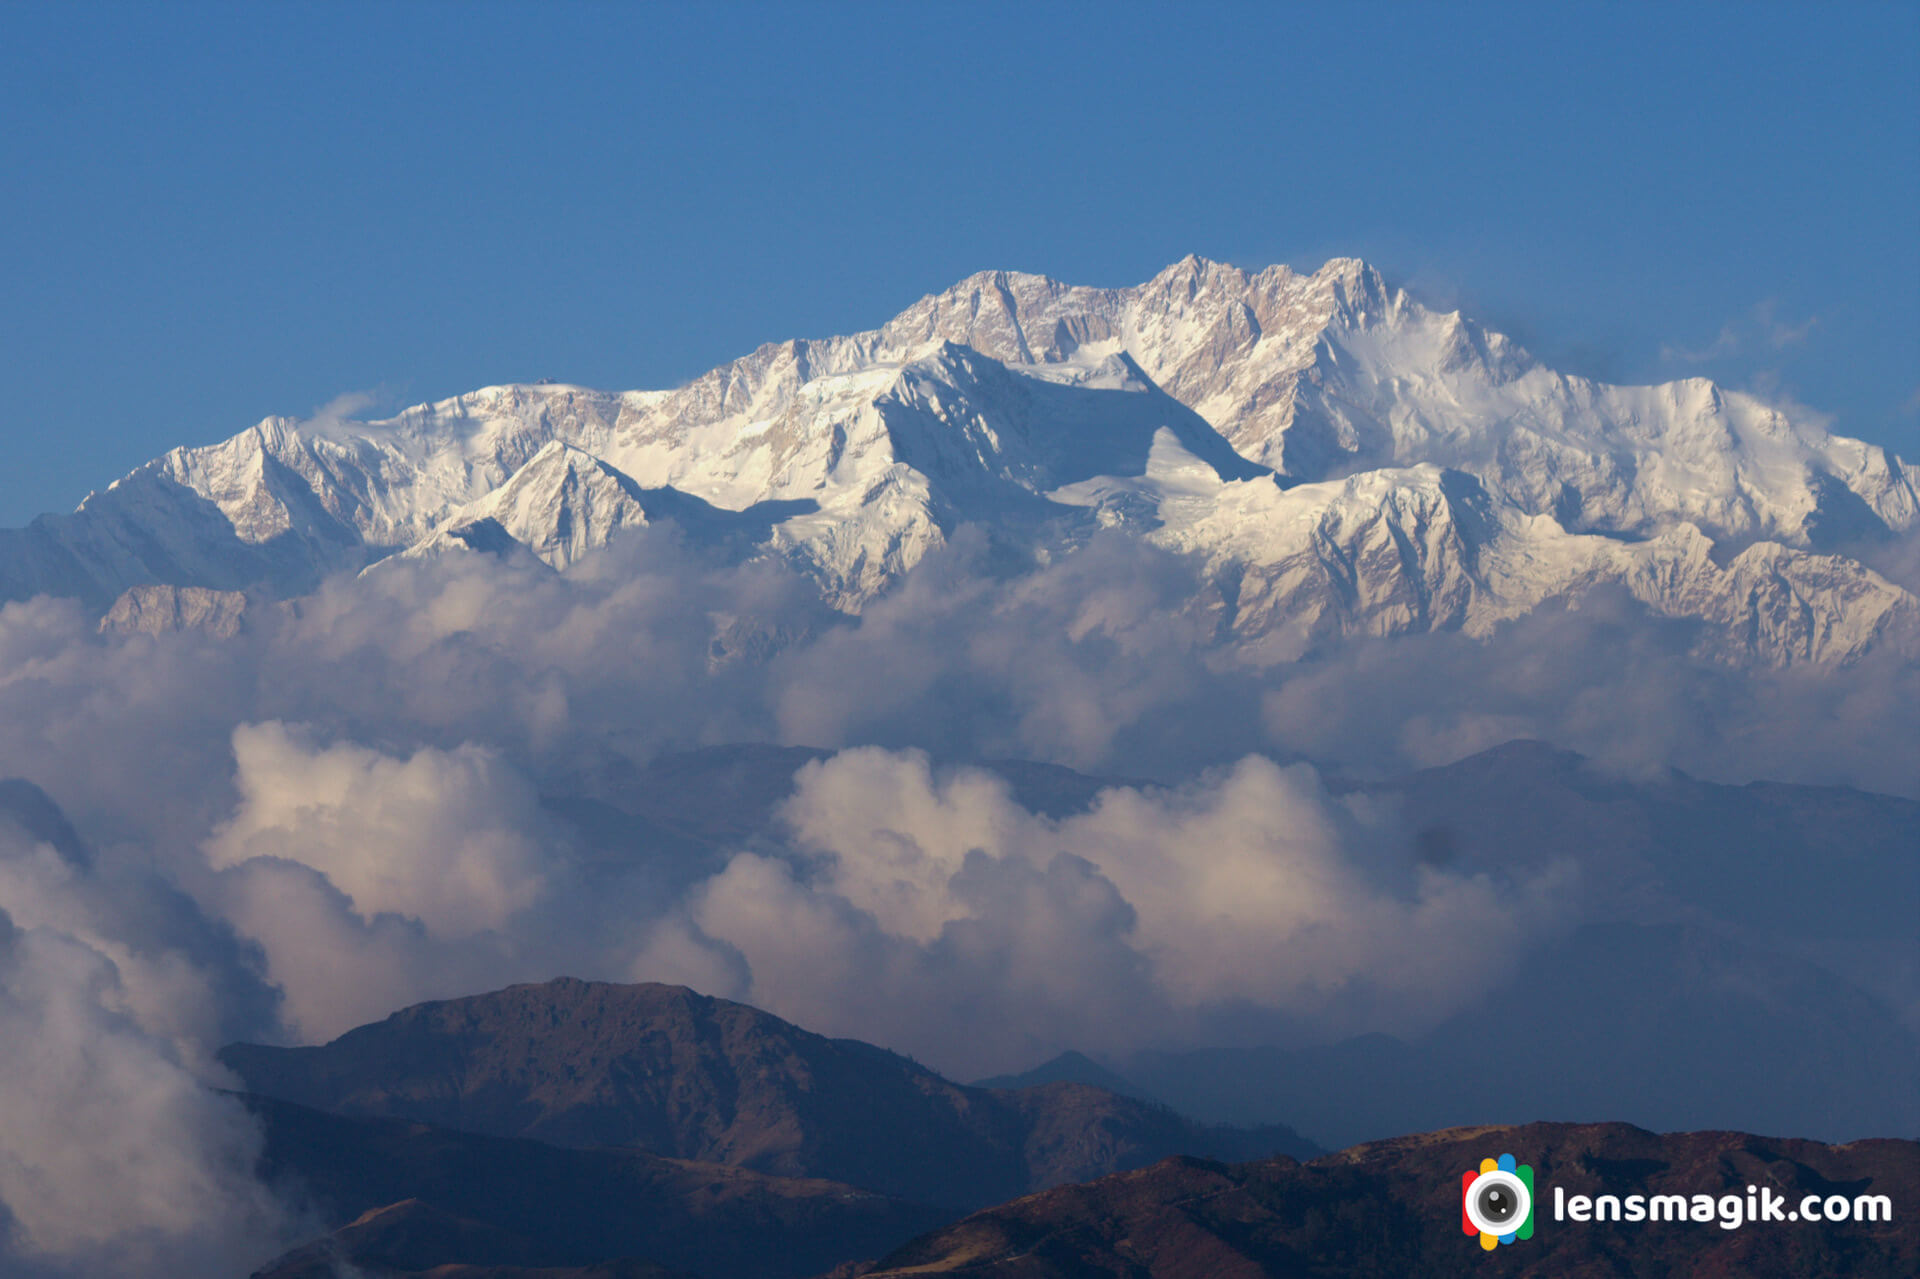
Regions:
[[1462, 1153, 1535, 1249]]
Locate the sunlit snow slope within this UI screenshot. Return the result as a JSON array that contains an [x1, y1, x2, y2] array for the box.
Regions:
[[3, 257, 1913, 665]]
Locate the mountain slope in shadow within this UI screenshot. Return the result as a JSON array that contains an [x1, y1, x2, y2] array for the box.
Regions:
[[222, 978, 1316, 1212], [243, 1093, 943, 1279]]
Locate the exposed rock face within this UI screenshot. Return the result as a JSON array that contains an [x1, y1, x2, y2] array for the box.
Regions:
[[98, 583, 249, 637]]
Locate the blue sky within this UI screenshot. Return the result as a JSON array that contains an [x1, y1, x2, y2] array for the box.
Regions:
[[1, 1, 1914, 525]]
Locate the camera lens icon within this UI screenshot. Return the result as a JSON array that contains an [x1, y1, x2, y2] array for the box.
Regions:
[[1461, 1154, 1535, 1249], [1465, 1170, 1530, 1234]]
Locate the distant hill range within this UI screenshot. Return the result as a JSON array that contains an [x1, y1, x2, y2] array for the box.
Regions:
[[972, 1049, 1160, 1102], [225, 972, 1920, 1278], [222, 977, 1315, 1210]]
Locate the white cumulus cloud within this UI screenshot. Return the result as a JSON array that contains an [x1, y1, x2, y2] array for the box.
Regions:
[[206, 723, 551, 937], [639, 747, 1576, 1077]]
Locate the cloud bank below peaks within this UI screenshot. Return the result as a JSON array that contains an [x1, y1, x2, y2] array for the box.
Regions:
[[638, 748, 1577, 1078]]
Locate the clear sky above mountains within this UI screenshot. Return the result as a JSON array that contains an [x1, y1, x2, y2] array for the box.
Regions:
[[1, 1, 1914, 526]]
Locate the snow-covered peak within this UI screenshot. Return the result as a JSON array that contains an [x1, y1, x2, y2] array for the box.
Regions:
[[6, 254, 1915, 667], [859, 255, 1913, 555], [413, 441, 652, 571]]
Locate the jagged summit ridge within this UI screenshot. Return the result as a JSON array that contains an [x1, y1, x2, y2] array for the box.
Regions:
[[1, 255, 1914, 665]]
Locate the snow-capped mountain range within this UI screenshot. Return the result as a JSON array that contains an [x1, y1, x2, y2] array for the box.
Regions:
[[6, 256, 1916, 664]]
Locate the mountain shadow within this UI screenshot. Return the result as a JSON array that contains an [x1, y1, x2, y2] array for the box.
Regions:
[[221, 978, 1316, 1212], [242, 1093, 940, 1279]]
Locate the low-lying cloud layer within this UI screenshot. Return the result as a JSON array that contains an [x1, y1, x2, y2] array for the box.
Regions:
[[640, 749, 1574, 1075], [0, 527, 1915, 1272]]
